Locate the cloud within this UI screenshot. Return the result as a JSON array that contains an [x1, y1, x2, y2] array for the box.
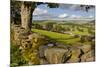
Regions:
[[88, 15, 94, 18], [33, 4, 95, 20], [70, 15, 82, 18], [59, 4, 95, 12], [33, 8, 48, 15], [59, 4, 83, 11], [33, 8, 57, 20], [58, 13, 68, 18]]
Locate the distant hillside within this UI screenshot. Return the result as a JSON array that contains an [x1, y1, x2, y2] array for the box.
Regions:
[[32, 20, 95, 24]]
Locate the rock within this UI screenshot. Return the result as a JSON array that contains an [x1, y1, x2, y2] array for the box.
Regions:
[[67, 58, 80, 63], [28, 33, 47, 43], [86, 57, 95, 62], [19, 35, 28, 39], [80, 45, 92, 53], [28, 62, 33, 65], [66, 47, 81, 63], [81, 50, 95, 62], [28, 33, 36, 40], [71, 47, 81, 58], [40, 58, 49, 64], [62, 50, 72, 63], [44, 47, 68, 64], [39, 45, 48, 58], [21, 39, 31, 49], [47, 43, 54, 47], [56, 43, 69, 49], [11, 24, 30, 45]]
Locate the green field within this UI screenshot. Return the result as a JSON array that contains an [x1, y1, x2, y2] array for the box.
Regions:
[[32, 20, 95, 45], [72, 28, 89, 35], [32, 29, 80, 45]]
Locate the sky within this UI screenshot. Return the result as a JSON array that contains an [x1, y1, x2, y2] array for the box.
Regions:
[[32, 3, 95, 20]]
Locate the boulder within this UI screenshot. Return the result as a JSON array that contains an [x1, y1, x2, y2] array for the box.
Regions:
[[44, 47, 68, 64], [47, 43, 54, 47], [39, 45, 48, 58], [67, 58, 80, 63], [81, 50, 95, 62], [71, 47, 81, 58], [28, 33, 36, 40], [40, 58, 49, 64], [85, 57, 95, 62], [66, 47, 81, 63], [21, 39, 31, 49], [80, 44, 92, 53]]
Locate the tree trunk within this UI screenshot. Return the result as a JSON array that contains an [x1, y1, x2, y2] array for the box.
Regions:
[[21, 2, 35, 32]]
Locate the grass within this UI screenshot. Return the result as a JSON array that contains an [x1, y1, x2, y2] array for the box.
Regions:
[[32, 29, 72, 39], [72, 31, 89, 35], [72, 28, 89, 35], [32, 29, 80, 45], [57, 38, 80, 44]]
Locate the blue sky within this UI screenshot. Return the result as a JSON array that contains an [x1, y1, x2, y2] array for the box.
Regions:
[[33, 4, 95, 20]]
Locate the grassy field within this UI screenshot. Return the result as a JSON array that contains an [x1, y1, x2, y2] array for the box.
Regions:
[[72, 28, 89, 35], [32, 29, 80, 45], [32, 20, 95, 45]]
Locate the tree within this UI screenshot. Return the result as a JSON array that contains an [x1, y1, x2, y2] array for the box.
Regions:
[[20, 1, 36, 32], [11, 0, 59, 32], [34, 23, 43, 29], [11, 0, 21, 24], [80, 5, 94, 12], [45, 22, 54, 31], [53, 24, 63, 33]]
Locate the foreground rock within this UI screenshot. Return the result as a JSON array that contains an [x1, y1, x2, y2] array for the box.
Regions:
[[67, 47, 81, 63], [44, 47, 68, 64], [81, 50, 95, 62], [39, 43, 95, 64], [80, 44, 92, 53]]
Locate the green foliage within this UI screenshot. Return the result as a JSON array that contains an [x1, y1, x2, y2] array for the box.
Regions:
[[80, 5, 95, 12], [11, 34, 48, 66], [47, 3, 59, 8], [33, 23, 43, 29], [21, 34, 47, 65], [88, 29, 95, 35], [45, 22, 54, 31], [22, 48, 40, 65], [10, 44, 27, 67], [53, 24, 64, 33]]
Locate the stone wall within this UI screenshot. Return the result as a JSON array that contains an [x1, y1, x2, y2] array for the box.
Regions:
[[39, 43, 95, 64]]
